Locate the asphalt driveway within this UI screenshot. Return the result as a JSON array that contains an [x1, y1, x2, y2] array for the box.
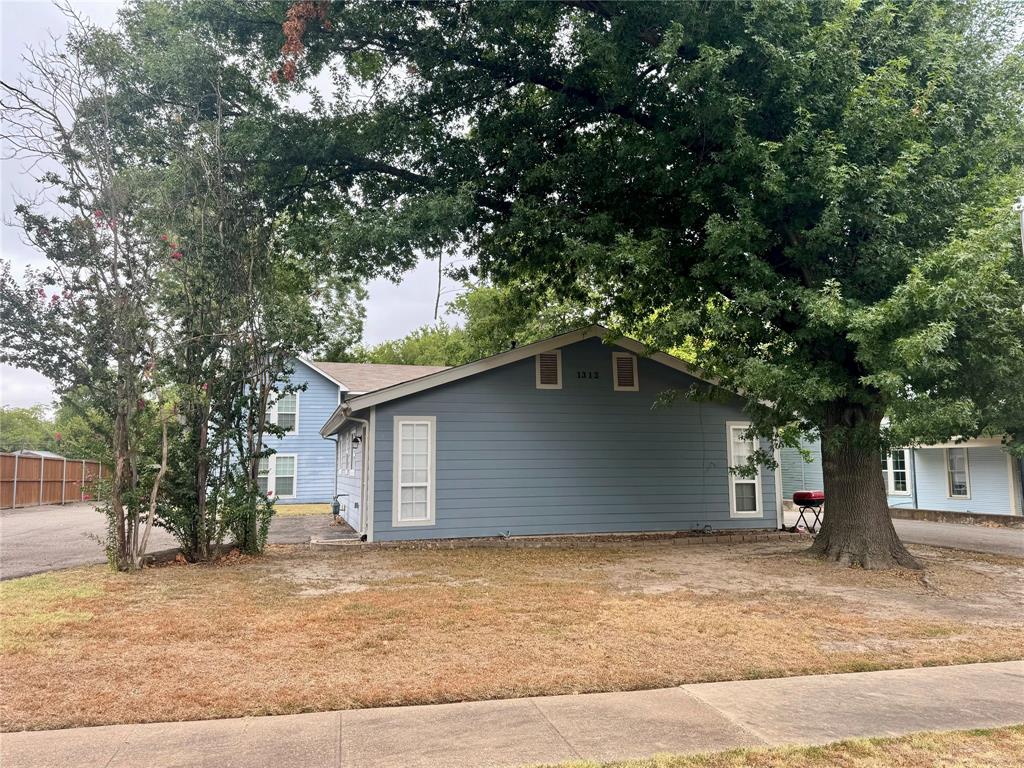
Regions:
[[0, 503, 344, 579], [782, 509, 1023, 558]]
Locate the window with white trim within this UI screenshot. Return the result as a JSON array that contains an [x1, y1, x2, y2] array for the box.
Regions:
[[393, 417, 436, 526], [340, 430, 356, 476], [726, 422, 761, 517], [257, 454, 297, 498], [269, 392, 298, 433], [535, 351, 562, 389], [881, 449, 911, 495], [612, 352, 639, 391], [946, 448, 970, 498]]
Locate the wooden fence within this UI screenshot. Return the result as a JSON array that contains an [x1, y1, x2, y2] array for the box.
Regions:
[[0, 453, 105, 510]]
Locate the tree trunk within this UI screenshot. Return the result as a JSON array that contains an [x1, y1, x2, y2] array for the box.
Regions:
[[111, 399, 130, 571], [808, 406, 921, 570]]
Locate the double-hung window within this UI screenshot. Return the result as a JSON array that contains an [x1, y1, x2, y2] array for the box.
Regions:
[[726, 421, 761, 517], [393, 416, 436, 526], [881, 449, 911, 495], [257, 454, 297, 499], [270, 392, 298, 433], [946, 448, 970, 498]]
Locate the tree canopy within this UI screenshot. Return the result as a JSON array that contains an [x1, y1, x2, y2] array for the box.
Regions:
[[196, 0, 1024, 567]]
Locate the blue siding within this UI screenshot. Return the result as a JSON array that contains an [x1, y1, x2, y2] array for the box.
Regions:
[[780, 439, 1020, 515], [366, 338, 778, 541], [780, 437, 824, 498], [265, 359, 340, 504], [914, 446, 1015, 515]]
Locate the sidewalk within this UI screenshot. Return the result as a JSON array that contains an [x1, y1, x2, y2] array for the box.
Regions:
[[3, 661, 1023, 768]]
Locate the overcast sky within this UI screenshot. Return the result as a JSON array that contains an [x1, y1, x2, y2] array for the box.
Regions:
[[0, 0, 460, 410]]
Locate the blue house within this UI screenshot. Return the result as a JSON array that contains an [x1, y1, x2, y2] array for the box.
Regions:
[[320, 325, 783, 542], [781, 437, 1024, 517], [259, 359, 446, 514]]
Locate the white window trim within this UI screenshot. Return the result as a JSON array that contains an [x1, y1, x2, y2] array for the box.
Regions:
[[612, 351, 639, 392], [340, 429, 356, 476], [884, 448, 912, 496], [535, 350, 562, 389], [946, 447, 971, 499], [348, 429, 358, 476], [260, 453, 298, 499], [726, 421, 761, 518], [392, 416, 437, 527], [269, 391, 300, 435]]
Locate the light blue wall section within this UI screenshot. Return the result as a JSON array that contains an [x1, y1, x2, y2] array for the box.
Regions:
[[914, 446, 1015, 515], [780, 438, 824, 498], [335, 422, 363, 529], [265, 359, 340, 504], [365, 338, 778, 541], [779, 438, 913, 508], [779, 438, 1020, 515]]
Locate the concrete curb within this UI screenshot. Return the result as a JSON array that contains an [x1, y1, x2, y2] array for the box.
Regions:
[[890, 507, 1024, 528]]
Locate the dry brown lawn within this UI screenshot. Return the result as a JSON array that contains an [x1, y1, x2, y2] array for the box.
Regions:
[[536, 726, 1024, 768], [2, 538, 1022, 732]]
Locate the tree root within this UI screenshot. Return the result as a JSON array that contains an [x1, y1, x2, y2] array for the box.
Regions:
[[808, 537, 923, 571]]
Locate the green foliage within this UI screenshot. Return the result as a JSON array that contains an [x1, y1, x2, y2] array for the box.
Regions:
[[0, 406, 57, 453], [346, 282, 594, 366], [219, 0, 1024, 454]]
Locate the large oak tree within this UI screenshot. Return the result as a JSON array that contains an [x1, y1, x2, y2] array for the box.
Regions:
[[197, 0, 1024, 568]]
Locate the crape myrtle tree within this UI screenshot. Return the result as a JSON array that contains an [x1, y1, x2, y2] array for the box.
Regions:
[[88, 1, 323, 559], [197, 0, 1024, 569], [0, 19, 170, 570]]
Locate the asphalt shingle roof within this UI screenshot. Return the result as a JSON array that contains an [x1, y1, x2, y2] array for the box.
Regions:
[[306, 361, 449, 395]]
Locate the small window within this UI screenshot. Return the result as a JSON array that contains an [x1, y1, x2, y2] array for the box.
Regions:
[[258, 454, 296, 498], [393, 417, 436, 526], [890, 450, 908, 493], [882, 449, 910, 495], [270, 392, 298, 433], [257, 456, 270, 496], [535, 351, 562, 389], [727, 422, 761, 517], [612, 352, 639, 391], [946, 448, 970, 498]]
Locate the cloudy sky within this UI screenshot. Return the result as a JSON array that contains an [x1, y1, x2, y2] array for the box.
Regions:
[[0, 0, 461, 410]]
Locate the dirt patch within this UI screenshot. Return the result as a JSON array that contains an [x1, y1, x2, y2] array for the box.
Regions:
[[2, 541, 1022, 731], [607, 540, 1024, 624]]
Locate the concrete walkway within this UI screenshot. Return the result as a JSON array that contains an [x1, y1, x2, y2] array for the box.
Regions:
[[3, 661, 1022, 768]]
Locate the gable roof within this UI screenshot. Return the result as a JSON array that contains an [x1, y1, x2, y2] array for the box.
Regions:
[[305, 360, 449, 395], [320, 324, 728, 436]]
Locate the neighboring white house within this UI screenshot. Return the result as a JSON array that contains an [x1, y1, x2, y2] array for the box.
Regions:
[[781, 436, 1024, 516]]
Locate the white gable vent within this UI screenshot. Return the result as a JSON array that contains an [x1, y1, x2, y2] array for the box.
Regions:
[[612, 352, 639, 391], [535, 351, 562, 389]]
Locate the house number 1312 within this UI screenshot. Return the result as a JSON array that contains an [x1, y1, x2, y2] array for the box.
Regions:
[[576, 371, 599, 379]]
